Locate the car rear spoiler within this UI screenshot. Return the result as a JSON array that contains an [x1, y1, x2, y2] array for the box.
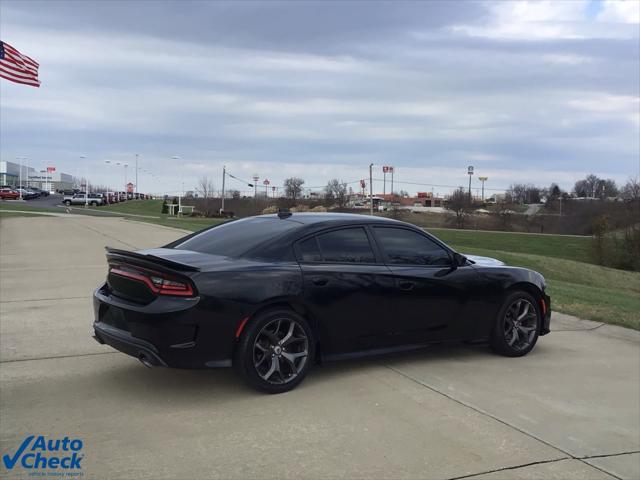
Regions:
[[105, 247, 201, 272]]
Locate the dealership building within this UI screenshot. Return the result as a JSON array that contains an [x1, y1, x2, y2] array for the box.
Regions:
[[0, 160, 73, 191]]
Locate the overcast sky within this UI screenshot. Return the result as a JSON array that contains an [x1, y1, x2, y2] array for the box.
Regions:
[[1, 0, 638, 196]]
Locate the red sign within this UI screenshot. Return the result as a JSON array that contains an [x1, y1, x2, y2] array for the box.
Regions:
[[263, 179, 270, 185], [271, 186, 276, 192], [360, 179, 366, 189], [383, 166, 394, 173], [47, 166, 56, 173]]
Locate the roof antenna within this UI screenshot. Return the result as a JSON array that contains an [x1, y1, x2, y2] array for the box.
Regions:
[[277, 208, 292, 219]]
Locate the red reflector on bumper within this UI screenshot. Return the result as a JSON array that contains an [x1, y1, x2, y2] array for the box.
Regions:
[[235, 316, 250, 339]]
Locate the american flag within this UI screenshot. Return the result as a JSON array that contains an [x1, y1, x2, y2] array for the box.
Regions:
[[0, 41, 40, 87]]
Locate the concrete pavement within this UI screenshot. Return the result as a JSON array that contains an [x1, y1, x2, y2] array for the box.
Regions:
[[1, 215, 638, 479]]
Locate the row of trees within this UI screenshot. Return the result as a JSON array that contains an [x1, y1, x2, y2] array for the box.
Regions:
[[506, 175, 639, 204]]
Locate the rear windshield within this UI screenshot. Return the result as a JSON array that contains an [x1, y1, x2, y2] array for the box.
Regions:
[[174, 217, 300, 258]]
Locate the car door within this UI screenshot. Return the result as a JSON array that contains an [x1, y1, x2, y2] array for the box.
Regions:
[[371, 226, 479, 343], [295, 226, 396, 354]]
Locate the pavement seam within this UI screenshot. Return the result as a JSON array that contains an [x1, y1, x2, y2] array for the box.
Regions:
[[0, 351, 119, 364], [383, 364, 625, 480], [0, 296, 87, 303], [444, 457, 570, 480], [552, 324, 606, 332], [68, 218, 139, 249], [579, 450, 640, 460]]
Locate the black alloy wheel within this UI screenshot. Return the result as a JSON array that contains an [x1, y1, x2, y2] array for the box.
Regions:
[[491, 291, 540, 357], [235, 309, 314, 393]]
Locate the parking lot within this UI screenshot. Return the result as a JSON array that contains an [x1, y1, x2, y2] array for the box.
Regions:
[[1, 215, 638, 479]]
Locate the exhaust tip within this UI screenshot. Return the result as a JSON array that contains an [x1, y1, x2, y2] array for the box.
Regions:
[[138, 354, 154, 368]]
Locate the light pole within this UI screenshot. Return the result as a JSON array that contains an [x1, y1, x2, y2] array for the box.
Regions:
[[15, 156, 26, 200], [252, 174, 259, 198], [172, 156, 182, 208], [134, 153, 139, 197], [478, 176, 488, 201], [467, 165, 474, 203], [369, 163, 374, 216], [80, 155, 88, 206], [221, 165, 226, 214]]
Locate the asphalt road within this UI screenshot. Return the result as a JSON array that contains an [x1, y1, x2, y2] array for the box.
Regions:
[[1, 194, 134, 217], [1, 215, 639, 479]]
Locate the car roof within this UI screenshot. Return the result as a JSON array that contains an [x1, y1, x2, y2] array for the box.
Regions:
[[261, 212, 408, 226]]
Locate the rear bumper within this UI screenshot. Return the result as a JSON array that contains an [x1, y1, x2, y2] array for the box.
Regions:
[[541, 293, 551, 335], [93, 322, 166, 366], [92, 284, 234, 368]]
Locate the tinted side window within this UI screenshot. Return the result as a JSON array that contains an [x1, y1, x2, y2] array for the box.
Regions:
[[373, 227, 451, 266], [316, 228, 375, 263], [297, 237, 322, 262]]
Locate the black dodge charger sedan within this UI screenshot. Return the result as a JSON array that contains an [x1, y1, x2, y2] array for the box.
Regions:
[[93, 212, 551, 393]]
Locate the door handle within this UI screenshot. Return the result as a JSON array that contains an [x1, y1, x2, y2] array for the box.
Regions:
[[398, 281, 415, 291], [311, 277, 329, 286]]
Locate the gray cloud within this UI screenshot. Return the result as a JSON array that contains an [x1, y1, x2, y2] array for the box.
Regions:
[[0, 0, 638, 195]]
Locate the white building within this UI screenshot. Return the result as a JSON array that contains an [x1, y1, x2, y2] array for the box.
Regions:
[[0, 160, 73, 191], [0, 161, 34, 186]]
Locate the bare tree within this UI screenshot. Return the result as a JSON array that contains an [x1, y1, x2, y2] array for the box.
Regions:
[[445, 187, 472, 228], [284, 177, 305, 199], [508, 183, 541, 204], [621, 177, 640, 200], [197, 175, 215, 199], [325, 179, 348, 208], [574, 174, 617, 198]]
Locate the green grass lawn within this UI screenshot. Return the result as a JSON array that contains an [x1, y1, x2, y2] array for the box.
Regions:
[[100, 199, 165, 216], [430, 227, 594, 265]]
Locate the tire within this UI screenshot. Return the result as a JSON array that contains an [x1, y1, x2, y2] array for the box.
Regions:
[[64, 200, 71, 206], [490, 291, 541, 357], [90, 201, 98, 206], [234, 308, 315, 394]]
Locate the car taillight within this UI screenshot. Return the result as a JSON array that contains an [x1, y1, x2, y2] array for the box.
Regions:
[[109, 265, 195, 297]]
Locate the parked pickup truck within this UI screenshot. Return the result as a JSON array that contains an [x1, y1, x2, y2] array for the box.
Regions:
[[63, 193, 104, 206]]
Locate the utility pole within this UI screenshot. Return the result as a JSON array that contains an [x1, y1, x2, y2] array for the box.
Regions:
[[16, 157, 24, 200], [80, 155, 88, 206], [135, 153, 139, 197], [478, 176, 488, 201], [252, 174, 259, 199], [391, 166, 394, 196], [559, 196, 562, 217], [369, 163, 374, 216], [383, 166, 386, 195], [221, 165, 226, 213]]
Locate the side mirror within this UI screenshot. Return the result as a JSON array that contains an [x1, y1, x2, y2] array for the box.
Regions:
[[453, 252, 467, 267]]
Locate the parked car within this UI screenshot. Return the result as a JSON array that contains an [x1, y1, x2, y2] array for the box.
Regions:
[[93, 212, 551, 393], [15, 188, 38, 199], [26, 186, 49, 197], [104, 192, 118, 204], [0, 188, 20, 200], [63, 193, 103, 206]]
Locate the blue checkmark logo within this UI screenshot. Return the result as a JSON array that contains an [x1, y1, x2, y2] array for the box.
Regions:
[[2, 435, 34, 469]]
